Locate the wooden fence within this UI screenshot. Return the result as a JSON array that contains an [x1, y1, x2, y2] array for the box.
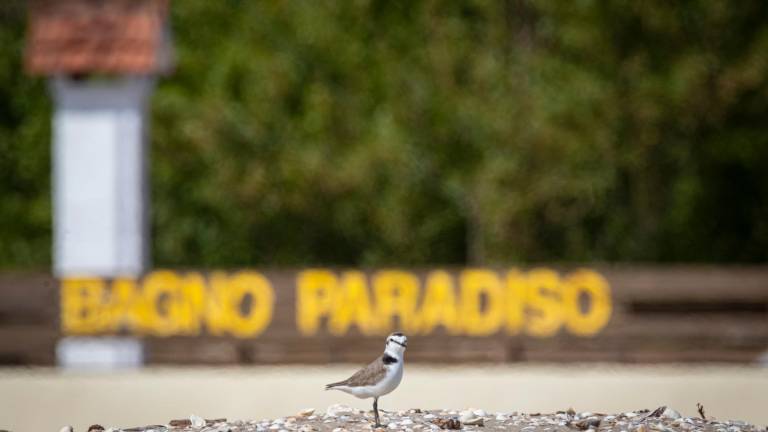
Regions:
[[1, 266, 766, 365]]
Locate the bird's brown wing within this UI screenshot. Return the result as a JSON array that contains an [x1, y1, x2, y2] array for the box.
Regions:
[[326, 356, 387, 388]]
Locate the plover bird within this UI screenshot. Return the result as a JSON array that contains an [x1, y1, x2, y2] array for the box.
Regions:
[[325, 332, 408, 427]]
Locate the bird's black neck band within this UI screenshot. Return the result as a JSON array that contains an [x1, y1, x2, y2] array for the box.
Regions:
[[382, 353, 398, 365]]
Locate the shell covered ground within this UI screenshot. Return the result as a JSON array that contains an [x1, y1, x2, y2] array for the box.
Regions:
[[75, 405, 763, 432]]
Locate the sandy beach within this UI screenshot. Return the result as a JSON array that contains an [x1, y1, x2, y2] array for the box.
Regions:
[[1, 364, 766, 432]]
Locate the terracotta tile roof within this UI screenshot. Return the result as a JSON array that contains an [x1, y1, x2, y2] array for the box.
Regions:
[[25, 0, 172, 75]]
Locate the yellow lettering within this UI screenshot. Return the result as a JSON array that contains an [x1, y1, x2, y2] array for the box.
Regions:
[[175, 272, 207, 335], [329, 271, 376, 335], [505, 269, 527, 335], [562, 269, 612, 336], [107, 278, 141, 332], [59, 267, 613, 339], [142, 271, 183, 336], [415, 270, 460, 334], [525, 268, 563, 337], [460, 269, 504, 336], [205, 272, 233, 335], [61, 278, 107, 334], [226, 271, 274, 337], [374, 270, 419, 333], [296, 270, 337, 335]]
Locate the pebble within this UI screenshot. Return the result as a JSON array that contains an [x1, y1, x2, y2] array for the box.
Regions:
[[327, 404, 355, 417], [191, 415, 206, 428], [464, 417, 484, 426], [99, 407, 762, 432]]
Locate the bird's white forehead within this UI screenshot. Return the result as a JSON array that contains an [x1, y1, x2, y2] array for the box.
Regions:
[[388, 332, 407, 341]]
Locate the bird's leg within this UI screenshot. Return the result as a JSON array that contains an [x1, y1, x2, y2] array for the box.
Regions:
[[373, 397, 381, 427]]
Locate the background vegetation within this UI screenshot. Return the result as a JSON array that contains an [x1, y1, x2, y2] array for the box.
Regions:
[[2, 1, 768, 268]]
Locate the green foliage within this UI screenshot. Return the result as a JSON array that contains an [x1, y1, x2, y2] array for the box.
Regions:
[[3, 1, 768, 268], [0, 2, 52, 268]]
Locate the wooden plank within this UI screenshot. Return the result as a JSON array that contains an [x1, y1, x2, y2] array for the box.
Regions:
[[600, 266, 768, 302], [0, 273, 58, 325], [0, 325, 58, 365], [1, 267, 767, 365]]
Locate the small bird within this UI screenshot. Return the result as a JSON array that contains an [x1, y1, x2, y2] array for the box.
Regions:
[[325, 332, 408, 427]]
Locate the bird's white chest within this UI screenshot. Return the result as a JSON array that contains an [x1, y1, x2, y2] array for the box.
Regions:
[[379, 362, 403, 394]]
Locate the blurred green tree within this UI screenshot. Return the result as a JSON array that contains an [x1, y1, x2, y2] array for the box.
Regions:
[[0, 1, 51, 269], [2, 0, 768, 268]]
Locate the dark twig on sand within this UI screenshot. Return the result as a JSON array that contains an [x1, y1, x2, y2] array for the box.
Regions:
[[697, 403, 706, 420]]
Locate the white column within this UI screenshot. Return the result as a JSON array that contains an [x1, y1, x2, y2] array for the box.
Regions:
[[51, 76, 152, 278]]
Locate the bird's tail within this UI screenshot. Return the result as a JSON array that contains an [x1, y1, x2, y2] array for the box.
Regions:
[[325, 381, 346, 390]]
